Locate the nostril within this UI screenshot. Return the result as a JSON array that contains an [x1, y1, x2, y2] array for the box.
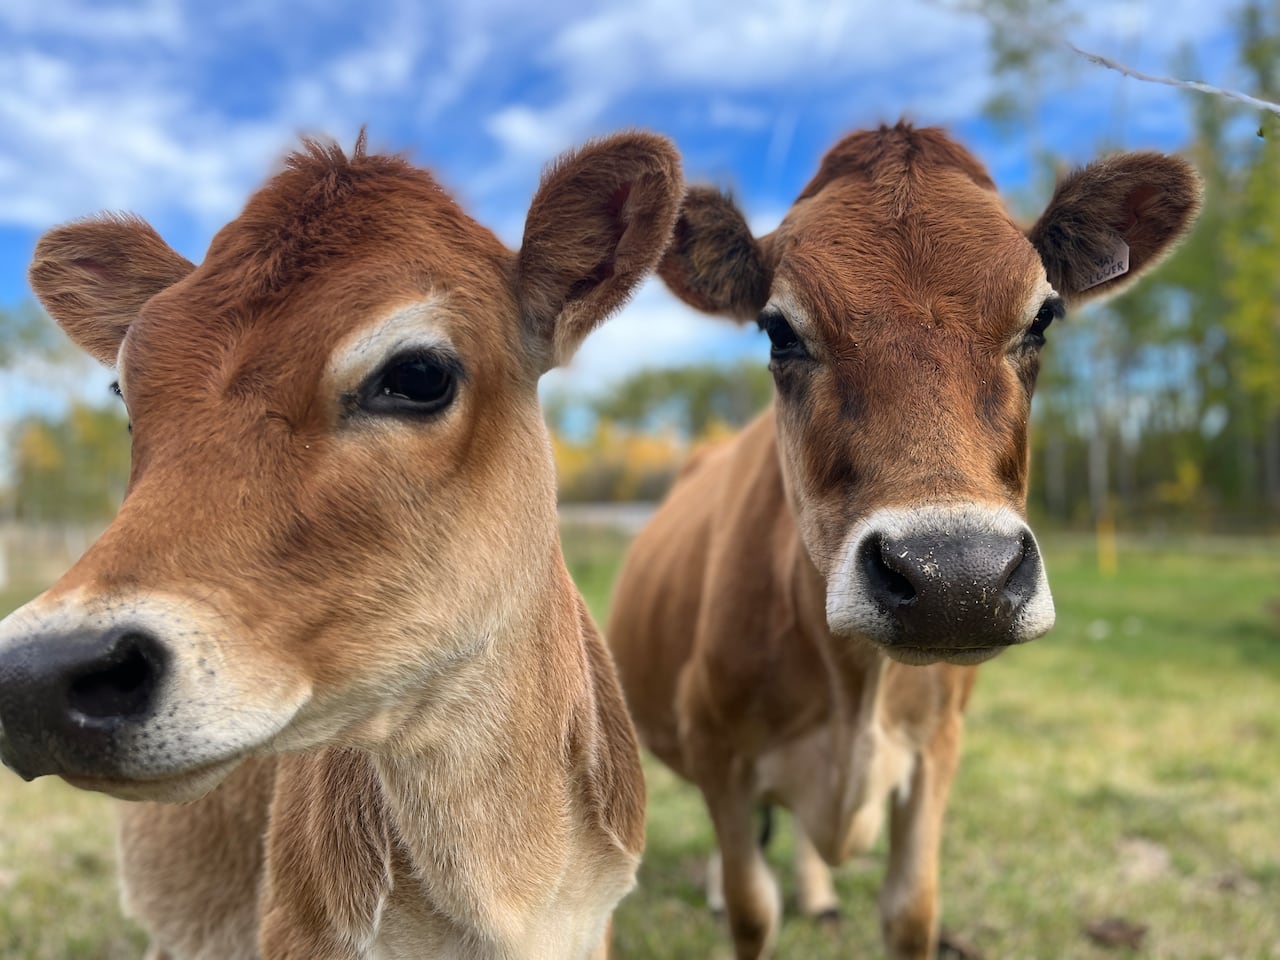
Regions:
[[862, 535, 917, 607], [996, 538, 1028, 591], [1001, 533, 1041, 606], [66, 632, 164, 722]]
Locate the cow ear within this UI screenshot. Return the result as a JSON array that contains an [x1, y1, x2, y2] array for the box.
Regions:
[[27, 215, 196, 366], [657, 186, 773, 322], [517, 133, 682, 373], [1029, 153, 1202, 306]]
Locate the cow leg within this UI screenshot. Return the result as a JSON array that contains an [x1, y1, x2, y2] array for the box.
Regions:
[[701, 773, 780, 958], [792, 821, 840, 925], [878, 717, 962, 960], [705, 850, 726, 915]]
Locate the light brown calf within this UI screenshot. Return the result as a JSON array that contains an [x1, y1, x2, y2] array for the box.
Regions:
[[608, 123, 1200, 959], [0, 132, 683, 959]]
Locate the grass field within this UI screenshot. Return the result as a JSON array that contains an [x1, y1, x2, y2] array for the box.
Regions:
[[1, 530, 1277, 959]]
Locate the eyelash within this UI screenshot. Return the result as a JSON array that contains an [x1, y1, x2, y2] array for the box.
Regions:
[[109, 381, 132, 434], [757, 308, 808, 361], [1025, 299, 1063, 347]]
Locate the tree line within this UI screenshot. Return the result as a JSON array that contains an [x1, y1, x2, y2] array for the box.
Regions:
[[997, 0, 1280, 528]]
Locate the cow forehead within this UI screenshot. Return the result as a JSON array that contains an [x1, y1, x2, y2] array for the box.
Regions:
[[773, 170, 1046, 343], [120, 151, 517, 404], [205, 142, 508, 300]]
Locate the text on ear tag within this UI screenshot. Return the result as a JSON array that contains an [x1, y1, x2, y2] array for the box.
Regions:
[[1080, 237, 1130, 291]]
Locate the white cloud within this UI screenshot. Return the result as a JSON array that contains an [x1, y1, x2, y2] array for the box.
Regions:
[[551, 0, 878, 90], [0, 0, 449, 243], [481, 0, 1240, 190], [747, 207, 787, 236], [277, 3, 429, 124], [417, 32, 492, 120], [543, 279, 765, 396], [0, 0, 185, 45], [474, 0, 995, 203], [0, 47, 286, 238], [708, 98, 771, 131], [486, 89, 612, 160], [0, 0, 1252, 418], [0, 0, 1241, 238]]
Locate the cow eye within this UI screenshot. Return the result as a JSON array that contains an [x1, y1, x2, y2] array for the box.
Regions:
[[757, 308, 807, 361], [362, 352, 459, 417], [1025, 297, 1063, 348], [109, 381, 133, 435]]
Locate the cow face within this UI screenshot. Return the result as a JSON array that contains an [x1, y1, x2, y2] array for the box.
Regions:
[[0, 134, 681, 800], [660, 124, 1200, 664]]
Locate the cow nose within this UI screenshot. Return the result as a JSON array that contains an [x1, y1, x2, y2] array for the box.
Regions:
[[0, 629, 167, 780], [859, 529, 1040, 644]]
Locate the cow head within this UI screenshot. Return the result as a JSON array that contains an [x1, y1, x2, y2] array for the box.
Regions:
[[659, 123, 1199, 664], [0, 133, 681, 800]]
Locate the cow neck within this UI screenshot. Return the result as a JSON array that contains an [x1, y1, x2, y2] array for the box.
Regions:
[[370, 539, 588, 823], [787, 526, 896, 845]]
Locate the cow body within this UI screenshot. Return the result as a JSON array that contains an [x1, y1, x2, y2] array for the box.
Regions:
[[609, 122, 1201, 959], [0, 133, 684, 958], [611, 412, 974, 958]]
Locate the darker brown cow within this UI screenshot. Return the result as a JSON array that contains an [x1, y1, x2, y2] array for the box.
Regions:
[[0, 132, 683, 959], [608, 122, 1200, 959]]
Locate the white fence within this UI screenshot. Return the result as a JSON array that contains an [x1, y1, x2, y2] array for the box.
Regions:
[[0, 523, 105, 591]]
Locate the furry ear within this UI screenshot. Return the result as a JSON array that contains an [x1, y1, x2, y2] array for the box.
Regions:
[[657, 186, 772, 322], [517, 132, 682, 372], [1028, 153, 1202, 306], [28, 215, 196, 365]]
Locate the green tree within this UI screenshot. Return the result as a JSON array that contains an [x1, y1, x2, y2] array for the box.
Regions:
[[982, 0, 1280, 528], [591, 360, 773, 438], [11, 404, 130, 523], [1223, 0, 1280, 509], [0, 301, 71, 368]]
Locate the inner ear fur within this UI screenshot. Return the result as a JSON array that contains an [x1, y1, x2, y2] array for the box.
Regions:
[[1029, 152, 1202, 305], [657, 186, 772, 322], [517, 132, 682, 370], [28, 214, 196, 366]]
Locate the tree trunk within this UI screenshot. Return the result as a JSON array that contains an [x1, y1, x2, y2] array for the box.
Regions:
[[1088, 414, 1109, 525], [1044, 430, 1068, 521], [1263, 413, 1280, 515], [1234, 400, 1258, 510]]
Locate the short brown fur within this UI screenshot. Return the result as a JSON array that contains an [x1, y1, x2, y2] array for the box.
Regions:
[[6, 132, 683, 959], [616, 122, 1200, 959]]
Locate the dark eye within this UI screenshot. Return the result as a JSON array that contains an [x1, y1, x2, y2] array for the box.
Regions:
[[109, 381, 132, 435], [757, 308, 807, 361], [362, 352, 459, 417], [1025, 298, 1063, 348]]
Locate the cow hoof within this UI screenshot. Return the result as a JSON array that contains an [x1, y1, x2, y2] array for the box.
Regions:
[[812, 907, 842, 932]]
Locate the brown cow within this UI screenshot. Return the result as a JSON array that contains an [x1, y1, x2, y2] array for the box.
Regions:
[[607, 122, 1200, 959], [0, 131, 683, 959]]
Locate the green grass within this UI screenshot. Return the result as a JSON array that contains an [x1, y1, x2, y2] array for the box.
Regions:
[[1, 532, 1277, 958], [580, 531, 1280, 960]]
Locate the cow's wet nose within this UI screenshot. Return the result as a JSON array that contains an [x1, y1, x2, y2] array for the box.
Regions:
[[0, 628, 167, 780], [859, 528, 1041, 645]]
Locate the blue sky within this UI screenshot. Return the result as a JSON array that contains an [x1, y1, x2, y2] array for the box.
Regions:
[[0, 0, 1247, 419]]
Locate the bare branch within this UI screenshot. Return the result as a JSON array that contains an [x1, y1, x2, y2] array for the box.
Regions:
[[1062, 39, 1280, 116], [946, 1, 1280, 117]]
